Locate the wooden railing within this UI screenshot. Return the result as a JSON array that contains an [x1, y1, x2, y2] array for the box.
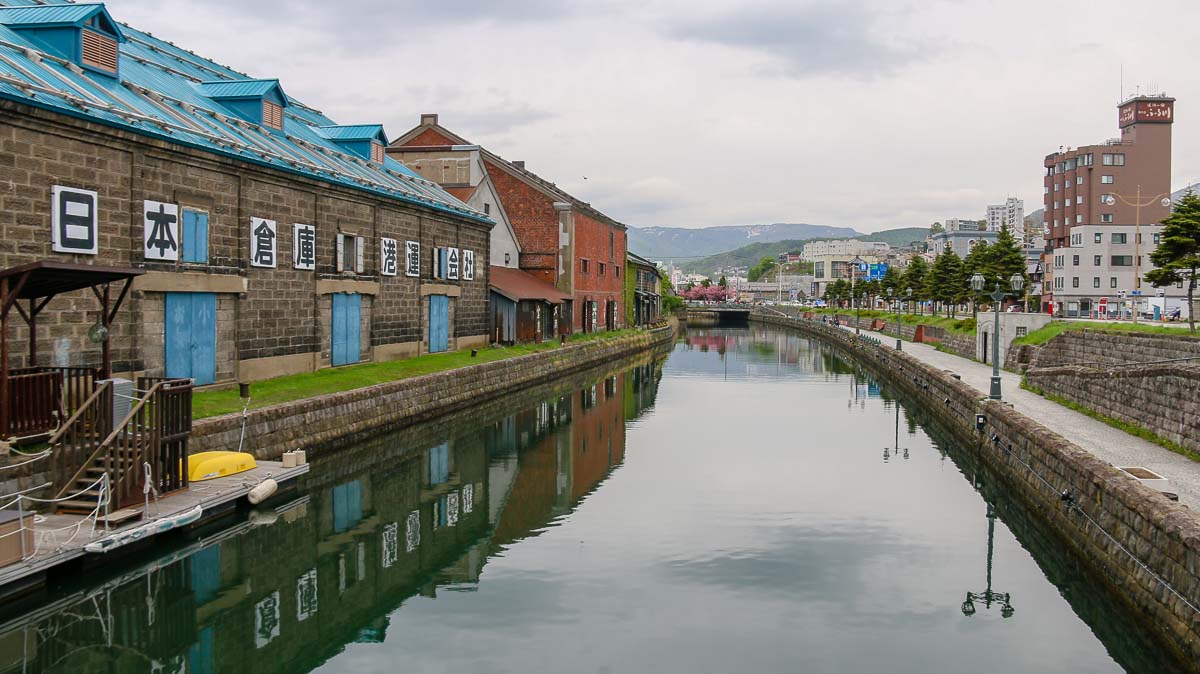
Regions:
[[48, 381, 113, 498], [4, 366, 99, 439], [51, 377, 193, 507], [138, 376, 193, 498]]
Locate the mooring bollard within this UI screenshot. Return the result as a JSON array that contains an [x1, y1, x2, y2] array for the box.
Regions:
[[239, 382, 250, 399]]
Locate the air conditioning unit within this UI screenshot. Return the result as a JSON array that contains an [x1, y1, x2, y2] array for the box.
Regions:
[[98, 378, 134, 428]]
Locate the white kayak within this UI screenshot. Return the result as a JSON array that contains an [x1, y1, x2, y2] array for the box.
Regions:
[[84, 505, 203, 554]]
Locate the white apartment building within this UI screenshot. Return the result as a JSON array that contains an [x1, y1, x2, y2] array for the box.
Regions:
[[944, 218, 984, 232], [1048, 223, 1189, 317], [801, 239, 889, 260], [986, 198, 1024, 233]]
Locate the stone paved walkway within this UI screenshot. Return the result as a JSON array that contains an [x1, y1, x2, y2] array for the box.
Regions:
[[838, 322, 1200, 510]]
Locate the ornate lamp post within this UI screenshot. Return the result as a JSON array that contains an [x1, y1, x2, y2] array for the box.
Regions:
[[1101, 187, 1172, 324], [971, 272, 1025, 401], [850, 256, 865, 335], [961, 502, 1015, 619]]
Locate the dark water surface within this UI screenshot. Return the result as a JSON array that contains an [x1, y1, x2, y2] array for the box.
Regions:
[[1, 324, 1188, 673]]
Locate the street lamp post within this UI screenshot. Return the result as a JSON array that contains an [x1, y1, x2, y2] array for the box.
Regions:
[[961, 502, 1015, 619], [1102, 187, 1171, 325], [971, 272, 1025, 401], [850, 256, 865, 335]]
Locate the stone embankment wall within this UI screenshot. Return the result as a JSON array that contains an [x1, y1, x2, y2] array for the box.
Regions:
[[0, 453, 49, 503], [769, 306, 977, 360], [751, 311, 1200, 664], [191, 324, 674, 459], [1031, 330, 1200, 368], [1026, 363, 1200, 454]]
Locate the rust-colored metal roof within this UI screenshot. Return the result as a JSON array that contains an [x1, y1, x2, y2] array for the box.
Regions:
[[489, 266, 570, 303], [443, 185, 476, 202], [0, 260, 143, 300]]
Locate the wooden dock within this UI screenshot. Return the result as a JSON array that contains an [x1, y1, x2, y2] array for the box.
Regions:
[[0, 460, 309, 592]]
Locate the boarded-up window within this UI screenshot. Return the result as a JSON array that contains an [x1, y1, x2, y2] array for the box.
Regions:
[[262, 100, 283, 130], [81, 30, 118, 73], [370, 142, 385, 164]]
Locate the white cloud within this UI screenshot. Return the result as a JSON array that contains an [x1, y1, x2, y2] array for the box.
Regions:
[[108, 0, 1200, 233]]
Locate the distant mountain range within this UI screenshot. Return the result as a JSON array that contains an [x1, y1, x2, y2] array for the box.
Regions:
[[677, 226, 930, 274], [627, 223, 859, 260]]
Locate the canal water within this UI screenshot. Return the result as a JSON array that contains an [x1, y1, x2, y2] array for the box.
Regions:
[[0, 324, 1188, 673]]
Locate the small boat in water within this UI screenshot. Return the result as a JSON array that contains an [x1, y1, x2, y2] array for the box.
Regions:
[[189, 451, 257, 482], [84, 505, 203, 554]]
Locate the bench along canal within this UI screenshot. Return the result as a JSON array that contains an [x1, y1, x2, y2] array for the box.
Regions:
[[1, 324, 1190, 673]]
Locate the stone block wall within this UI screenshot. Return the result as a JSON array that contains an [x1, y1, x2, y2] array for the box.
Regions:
[[0, 101, 491, 384], [1032, 330, 1200, 368], [191, 325, 674, 460], [1026, 364, 1200, 453], [751, 311, 1200, 664]]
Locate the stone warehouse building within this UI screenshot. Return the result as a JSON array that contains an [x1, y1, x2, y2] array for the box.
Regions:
[[389, 115, 629, 335], [0, 2, 493, 387]]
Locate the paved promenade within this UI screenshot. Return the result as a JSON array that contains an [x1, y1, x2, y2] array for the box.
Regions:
[[838, 322, 1200, 509]]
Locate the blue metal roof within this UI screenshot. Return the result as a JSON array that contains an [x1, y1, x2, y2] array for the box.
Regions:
[[0, 3, 123, 40], [194, 79, 286, 102], [315, 124, 388, 144], [0, 0, 488, 224]]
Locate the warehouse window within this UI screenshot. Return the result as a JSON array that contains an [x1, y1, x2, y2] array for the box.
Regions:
[[262, 100, 283, 130], [337, 233, 364, 273], [81, 30, 119, 74]]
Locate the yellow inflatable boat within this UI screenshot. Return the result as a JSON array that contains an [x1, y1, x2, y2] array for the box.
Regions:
[[189, 451, 257, 482]]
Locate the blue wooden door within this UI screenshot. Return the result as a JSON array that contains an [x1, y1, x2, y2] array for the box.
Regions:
[[331, 293, 361, 366], [165, 292, 216, 385], [429, 294, 449, 353]]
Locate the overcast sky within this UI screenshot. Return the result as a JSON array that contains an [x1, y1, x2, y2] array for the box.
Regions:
[[113, 0, 1200, 233]]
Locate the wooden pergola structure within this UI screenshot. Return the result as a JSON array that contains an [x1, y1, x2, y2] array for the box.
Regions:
[[0, 260, 142, 441]]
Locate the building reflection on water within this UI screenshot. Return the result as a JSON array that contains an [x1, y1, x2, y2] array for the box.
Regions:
[[0, 360, 663, 674]]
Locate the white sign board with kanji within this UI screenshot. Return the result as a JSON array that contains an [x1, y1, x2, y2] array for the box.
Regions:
[[405, 241, 420, 277], [293, 223, 316, 270], [143, 200, 179, 261], [51, 185, 98, 255], [462, 249, 475, 280], [380, 237, 398, 276], [250, 217, 277, 268]]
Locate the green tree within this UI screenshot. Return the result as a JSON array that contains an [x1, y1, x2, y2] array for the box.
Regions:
[[880, 265, 903, 297], [700, 278, 711, 288], [903, 255, 929, 313], [661, 276, 684, 315], [1147, 191, 1200, 332], [930, 222, 945, 235], [718, 275, 728, 288], [748, 256, 776, 282], [926, 248, 964, 316], [961, 240, 991, 320]]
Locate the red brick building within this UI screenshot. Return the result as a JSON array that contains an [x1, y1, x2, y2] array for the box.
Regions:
[[390, 116, 628, 333]]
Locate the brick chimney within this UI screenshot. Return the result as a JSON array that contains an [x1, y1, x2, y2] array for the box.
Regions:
[[420, 113, 438, 126]]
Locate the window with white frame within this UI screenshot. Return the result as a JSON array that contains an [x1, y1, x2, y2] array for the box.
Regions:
[[336, 232, 364, 273], [1101, 214, 1114, 223], [1101, 175, 1114, 184]]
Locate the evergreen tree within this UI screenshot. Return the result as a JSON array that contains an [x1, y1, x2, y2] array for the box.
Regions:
[[1147, 191, 1200, 332], [718, 275, 728, 288], [962, 241, 991, 319], [927, 249, 964, 316], [991, 224, 1027, 295], [902, 255, 929, 313], [881, 265, 903, 297]]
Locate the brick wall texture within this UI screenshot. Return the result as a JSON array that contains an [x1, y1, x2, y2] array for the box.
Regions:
[[0, 101, 491, 383], [751, 311, 1200, 664]]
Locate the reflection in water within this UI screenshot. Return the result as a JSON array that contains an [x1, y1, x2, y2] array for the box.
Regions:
[[0, 362, 661, 674], [1, 325, 1190, 674]]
